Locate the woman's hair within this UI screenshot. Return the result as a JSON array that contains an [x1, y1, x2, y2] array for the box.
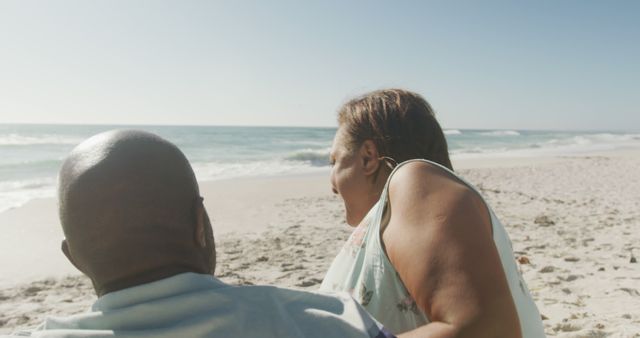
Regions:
[[338, 88, 453, 170]]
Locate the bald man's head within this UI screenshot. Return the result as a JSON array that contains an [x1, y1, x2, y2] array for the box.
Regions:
[[58, 130, 215, 296]]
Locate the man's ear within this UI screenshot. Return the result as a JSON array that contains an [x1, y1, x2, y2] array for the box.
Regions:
[[194, 197, 207, 248], [61, 239, 85, 273], [359, 140, 381, 177], [194, 197, 216, 275]]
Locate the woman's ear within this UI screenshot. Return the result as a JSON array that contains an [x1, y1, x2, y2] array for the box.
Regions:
[[359, 140, 381, 177]]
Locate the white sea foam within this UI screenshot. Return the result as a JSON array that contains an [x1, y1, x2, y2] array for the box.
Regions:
[[277, 140, 332, 147], [591, 133, 640, 142], [0, 178, 57, 213], [451, 132, 640, 159], [3, 125, 640, 215], [191, 160, 329, 182], [0, 134, 83, 146], [284, 148, 331, 166], [479, 130, 521, 136], [444, 129, 462, 135]]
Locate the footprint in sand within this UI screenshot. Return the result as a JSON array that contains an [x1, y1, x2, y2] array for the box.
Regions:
[[539, 266, 556, 273], [559, 275, 581, 282], [617, 288, 640, 296], [554, 322, 582, 333], [23, 286, 42, 296], [281, 264, 304, 272], [295, 278, 323, 288]]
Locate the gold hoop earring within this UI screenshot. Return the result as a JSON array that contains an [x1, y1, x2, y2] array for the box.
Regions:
[[379, 156, 398, 170]]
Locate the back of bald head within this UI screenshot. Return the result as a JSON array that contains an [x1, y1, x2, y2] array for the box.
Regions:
[[58, 130, 213, 293]]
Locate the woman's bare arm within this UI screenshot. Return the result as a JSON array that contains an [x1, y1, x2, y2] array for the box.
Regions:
[[382, 162, 521, 338]]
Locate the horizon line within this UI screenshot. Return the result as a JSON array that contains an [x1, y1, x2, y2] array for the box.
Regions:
[[0, 122, 637, 133]]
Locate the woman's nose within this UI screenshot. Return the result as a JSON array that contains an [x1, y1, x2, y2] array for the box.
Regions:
[[332, 187, 338, 195]]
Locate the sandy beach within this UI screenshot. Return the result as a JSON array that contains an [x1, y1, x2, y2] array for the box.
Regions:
[[1, 151, 639, 337]]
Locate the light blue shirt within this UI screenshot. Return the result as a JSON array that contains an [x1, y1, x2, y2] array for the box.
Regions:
[[10, 273, 394, 338]]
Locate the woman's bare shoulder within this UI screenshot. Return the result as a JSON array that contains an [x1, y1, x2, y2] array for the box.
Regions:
[[386, 161, 488, 231], [388, 161, 474, 203]]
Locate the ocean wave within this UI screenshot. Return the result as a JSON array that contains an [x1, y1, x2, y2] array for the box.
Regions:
[[283, 148, 331, 166], [3, 126, 640, 215], [479, 130, 521, 136], [0, 177, 56, 191], [0, 158, 62, 170], [277, 140, 332, 147], [191, 160, 329, 182], [590, 133, 640, 142], [570, 136, 591, 145], [0, 133, 83, 146], [558, 133, 640, 149], [0, 177, 57, 213], [451, 131, 640, 159], [450, 147, 509, 156]]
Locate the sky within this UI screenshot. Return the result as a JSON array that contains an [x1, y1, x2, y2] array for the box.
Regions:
[[0, 1, 638, 130]]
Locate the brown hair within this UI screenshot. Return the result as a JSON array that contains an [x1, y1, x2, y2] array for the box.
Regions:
[[338, 88, 453, 170]]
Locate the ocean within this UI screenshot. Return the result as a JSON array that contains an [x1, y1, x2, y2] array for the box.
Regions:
[[1, 124, 639, 213]]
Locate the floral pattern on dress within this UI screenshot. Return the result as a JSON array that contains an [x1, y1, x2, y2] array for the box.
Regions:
[[359, 282, 374, 306], [344, 223, 369, 257], [396, 296, 420, 315]]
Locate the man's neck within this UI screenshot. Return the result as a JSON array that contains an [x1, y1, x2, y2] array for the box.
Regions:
[[96, 265, 207, 297]]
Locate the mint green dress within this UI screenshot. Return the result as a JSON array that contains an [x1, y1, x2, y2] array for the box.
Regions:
[[320, 159, 545, 337]]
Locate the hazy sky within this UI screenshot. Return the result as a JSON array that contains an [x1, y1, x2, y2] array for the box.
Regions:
[[0, 1, 638, 130]]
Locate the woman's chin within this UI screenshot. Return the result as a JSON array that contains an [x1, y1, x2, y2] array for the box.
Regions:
[[345, 212, 365, 227]]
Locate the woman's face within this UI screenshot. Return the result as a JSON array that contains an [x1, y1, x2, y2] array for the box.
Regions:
[[330, 128, 377, 226]]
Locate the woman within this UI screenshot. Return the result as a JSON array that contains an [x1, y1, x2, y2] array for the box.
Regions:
[[320, 89, 545, 338]]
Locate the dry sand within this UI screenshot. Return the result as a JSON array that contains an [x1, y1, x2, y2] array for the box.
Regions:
[[1, 151, 639, 337]]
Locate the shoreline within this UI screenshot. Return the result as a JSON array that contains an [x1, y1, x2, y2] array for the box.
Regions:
[[1, 149, 640, 336], [1, 148, 637, 287], [3, 143, 640, 215]]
